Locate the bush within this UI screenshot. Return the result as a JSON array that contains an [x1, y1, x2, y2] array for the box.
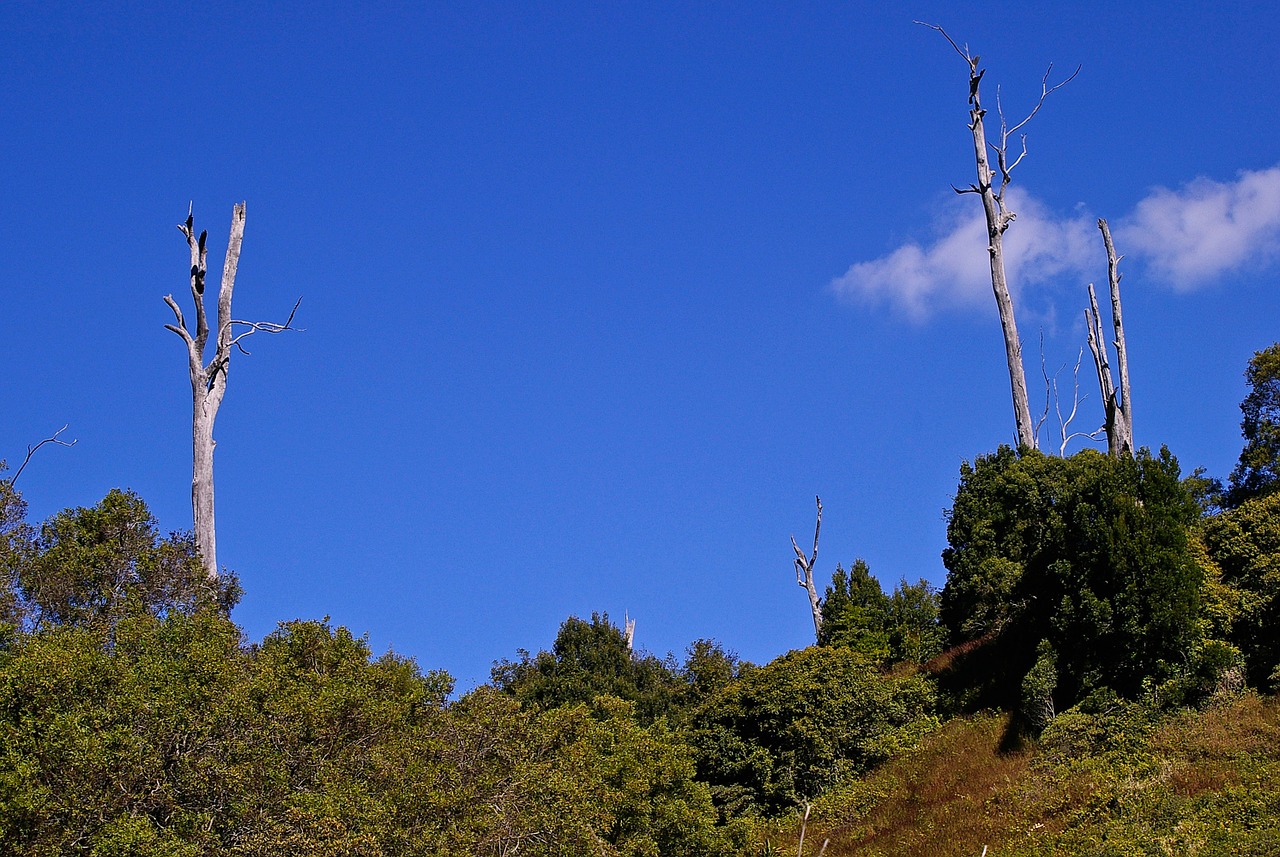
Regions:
[[941, 447, 1206, 709], [688, 646, 937, 817]]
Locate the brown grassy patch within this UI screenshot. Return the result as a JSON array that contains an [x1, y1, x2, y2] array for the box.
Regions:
[[1154, 693, 1280, 760], [795, 713, 1033, 857], [769, 694, 1280, 857]]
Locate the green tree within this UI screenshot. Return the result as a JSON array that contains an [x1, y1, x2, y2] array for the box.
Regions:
[[885, 577, 946, 666], [0, 479, 33, 642], [940, 447, 1206, 710], [0, 612, 459, 856], [679, 639, 751, 710], [16, 489, 239, 631], [820, 563, 945, 667], [0, 612, 250, 855], [1201, 491, 1280, 689], [688, 646, 936, 817], [818, 560, 890, 658], [492, 613, 682, 723], [1227, 343, 1280, 507]]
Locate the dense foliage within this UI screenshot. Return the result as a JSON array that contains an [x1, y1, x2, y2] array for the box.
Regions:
[[1201, 491, 1280, 690], [492, 612, 685, 723], [940, 446, 1211, 716], [819, 560, 944, 666], [0, 611, 739, 855], [0, 486, 239, 636], [1227, 342, 1280, 507], [688, 646, 937, 818]]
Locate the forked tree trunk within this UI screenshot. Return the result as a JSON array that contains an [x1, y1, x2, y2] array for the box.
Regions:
[[165, 204, 244, 580], [965, 58, 1036, 450], [791, 496, 824, 641], [164, 203, 297, 580], [1085, 218, 1134, 457], [921, 25, 1078, 450]]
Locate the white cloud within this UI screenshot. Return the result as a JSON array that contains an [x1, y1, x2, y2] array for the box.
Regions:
[[830, 190, 1095, 320], [833, 164, 1280, 317], [1118, 165, 1280, 290]]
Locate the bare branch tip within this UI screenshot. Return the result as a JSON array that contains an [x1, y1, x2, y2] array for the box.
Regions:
[[9, 425, 78, 487]]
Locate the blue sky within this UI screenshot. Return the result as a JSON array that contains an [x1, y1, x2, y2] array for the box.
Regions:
[[2, 2, 1277, 690]]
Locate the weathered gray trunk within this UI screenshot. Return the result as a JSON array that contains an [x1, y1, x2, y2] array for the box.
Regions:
[[966, 63, 1036, 450], [165, 203, 246, 581], [920, 24, 1077, 450], [192, 400, 218, 582], [791, 496, 824, 641], [1086, 218, 1134, 458], [164, 203, 295, 581]]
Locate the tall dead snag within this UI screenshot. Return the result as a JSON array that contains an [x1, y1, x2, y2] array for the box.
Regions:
[[164, 203, 299, 580], [791, 495, 824, 641], [1085, 218, 1134, 457], [919, 23, 1078, 450]]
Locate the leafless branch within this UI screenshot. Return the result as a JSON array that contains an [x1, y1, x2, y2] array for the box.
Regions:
[[176, 201, 210, 352], [9, 425, 77, 487], [1084, 220, 1134, 458], [623, 610, 636, 653], [791, 497, 821, 583], [1035, 331, 1052, 445], [992, 63, 1079, 190], [1100, 219, 1132, 445], [1055, 348, 1099, 456], [1004, 64, 1081, 140], [228, 296, 304, 354], [919, 24, 1063, 448], [914, 21, 973, 63]]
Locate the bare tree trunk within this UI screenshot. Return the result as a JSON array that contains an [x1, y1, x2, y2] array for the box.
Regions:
[[967, 85, 1036, 450], [791, 496, 824, 641], [1085, 218, 1133, 457], [164, 203, 298, 580], [920, 25, 1077, 450]]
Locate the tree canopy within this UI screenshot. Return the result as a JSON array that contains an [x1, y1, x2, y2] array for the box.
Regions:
[[940, 446, 1207, 713], [1227, 342, 1280, 507]]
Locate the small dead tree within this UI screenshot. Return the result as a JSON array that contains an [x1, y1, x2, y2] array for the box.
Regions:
[[164, 203, 299, 580], [1085, 218, 1134, 458], [919, 23, 1078, 450], [790, 495, 824, 641], [1036, 337, 1104, 456], [623, 611, 636, 653]]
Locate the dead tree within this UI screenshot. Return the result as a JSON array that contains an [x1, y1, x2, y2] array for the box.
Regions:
[[790, 496, 824, 641], [919, 23, 1078, 450], [164, 203, 299, 580], [623, 611, 636, 653], [1085, 218, 1134, 457]]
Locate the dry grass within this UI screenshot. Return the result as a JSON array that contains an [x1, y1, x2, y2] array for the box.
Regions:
[[768, 693, 1280, 857], [1152, 693, 1280, 798], [780, 713, 1033, 857]]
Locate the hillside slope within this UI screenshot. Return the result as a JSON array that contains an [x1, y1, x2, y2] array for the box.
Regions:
[[774, 694, 1280, 856]]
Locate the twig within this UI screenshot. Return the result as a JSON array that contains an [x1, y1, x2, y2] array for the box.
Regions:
[[9, 425, 77, 486], [228, 296, 304, 354], [1035, 330, 1051, 446]]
